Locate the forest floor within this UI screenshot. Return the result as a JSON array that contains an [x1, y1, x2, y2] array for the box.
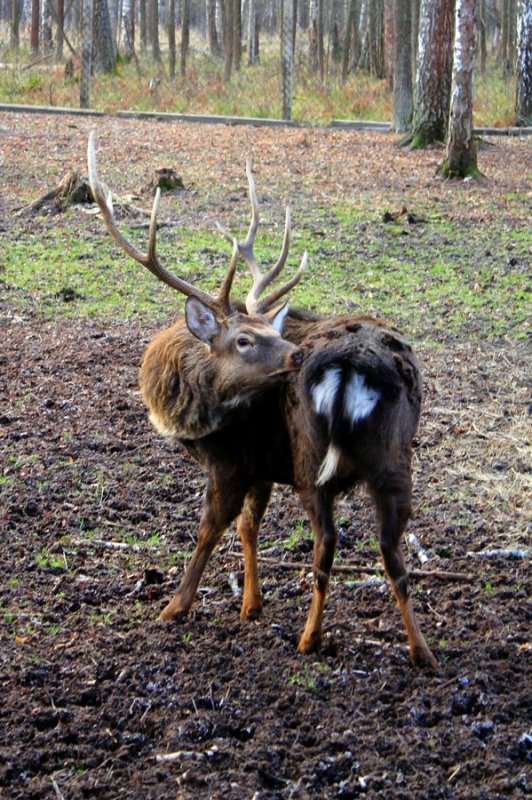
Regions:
[[0, 112, 530, 799]]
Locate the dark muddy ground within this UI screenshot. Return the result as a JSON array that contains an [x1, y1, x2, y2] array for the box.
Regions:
[[0, 113, 530, 799]]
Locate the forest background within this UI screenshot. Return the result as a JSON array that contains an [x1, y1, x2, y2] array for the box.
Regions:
[[1, 0, 531, 135]]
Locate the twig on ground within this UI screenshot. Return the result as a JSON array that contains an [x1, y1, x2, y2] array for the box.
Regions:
[[227, 551, 474, 581], [467, 548, 529, 559]]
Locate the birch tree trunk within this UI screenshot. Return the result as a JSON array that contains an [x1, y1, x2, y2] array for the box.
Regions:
[[403, 0, 455, 147], [438, 0, 480, 178], [516, 0, 532, 124]]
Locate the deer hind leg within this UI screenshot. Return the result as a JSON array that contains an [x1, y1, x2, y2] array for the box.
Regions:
[[297, 491, 337, 654], [372, 477, 437, 669], [160, 474, 246, 623], [236, 482, 272, 621]]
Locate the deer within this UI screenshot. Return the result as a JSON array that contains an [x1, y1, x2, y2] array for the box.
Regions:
[[87, 132, 437, 669]]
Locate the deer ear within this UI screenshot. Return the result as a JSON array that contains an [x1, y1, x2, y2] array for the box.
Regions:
[[265, 302, 289, 334], [185, 297, 221, 344]]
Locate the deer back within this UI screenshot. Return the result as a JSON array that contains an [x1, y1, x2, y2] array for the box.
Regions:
[[282, 315, 422, 489]]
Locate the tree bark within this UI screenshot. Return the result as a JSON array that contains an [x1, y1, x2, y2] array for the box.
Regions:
[[31, 0, 40, 54], [93, 0, 117, 72], [368, 0, 384, 77], [247, 0, 258, 64], [384, 0, 393, 85], [222, 0, 233, 80], [10, 0, 21, 49], [516, 0, 532, 124], [232, 0, 241, 70], [309, 0, 318, 72], [282, 0, 294, 119], [438, 0, 480, 178], [139, 0, 147, 52], [341, 0, 357, 82], [392, 0, 413, 131], [403, 0, 454, 147], [168, 0, 176, 78], [148, 0, 161, 61], [55, 0, 65, 59], [206, 0, 219, 54], [80, 0, 93, 108], [180, 0, 190, 76]]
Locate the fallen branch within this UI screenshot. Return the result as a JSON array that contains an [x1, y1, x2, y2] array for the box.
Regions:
[[227, 552, 473, 582]]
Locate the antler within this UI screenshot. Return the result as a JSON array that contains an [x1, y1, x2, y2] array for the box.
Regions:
[[87, 131, 236, 316], [218, 160, 307, 315]]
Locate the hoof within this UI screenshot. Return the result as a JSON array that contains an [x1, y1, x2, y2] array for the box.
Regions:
[[240, 605, 262, 621], [297, 631, 322, 654], [159, 598, 189, 623], [411, 645, 438, 670]]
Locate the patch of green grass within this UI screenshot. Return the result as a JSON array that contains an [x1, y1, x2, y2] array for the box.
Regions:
[[285, 519, 312, 551], [3, 184, 529, 344]]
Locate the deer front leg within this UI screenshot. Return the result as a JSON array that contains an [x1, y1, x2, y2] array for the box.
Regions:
[[160, 473, 246, 622], [373, 483, 437, 669], [297, 491, 337, 653], [236, 482, 272, 621]]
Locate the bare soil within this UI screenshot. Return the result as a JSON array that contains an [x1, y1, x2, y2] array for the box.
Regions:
[[0, 112, 530, 799]]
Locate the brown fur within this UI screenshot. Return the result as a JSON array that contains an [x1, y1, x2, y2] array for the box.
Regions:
[[142, 308, 437, 670]]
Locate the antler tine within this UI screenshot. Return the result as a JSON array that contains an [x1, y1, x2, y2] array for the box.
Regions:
[[240, 161, 306, 314], [87, 131, 232, 316], [257, 250, 308, 313], [217, 238, 239, 314]]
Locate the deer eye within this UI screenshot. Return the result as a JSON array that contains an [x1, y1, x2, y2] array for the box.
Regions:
[[237, 337, 251, 349]]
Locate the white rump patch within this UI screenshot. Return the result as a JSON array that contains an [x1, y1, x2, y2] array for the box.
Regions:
[[311, 367, 342, 420], [343, 373, 380, 425], [316, 445, 341, 486]]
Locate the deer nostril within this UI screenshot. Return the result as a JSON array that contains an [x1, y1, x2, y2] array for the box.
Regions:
[[291, 349, 304, 368]]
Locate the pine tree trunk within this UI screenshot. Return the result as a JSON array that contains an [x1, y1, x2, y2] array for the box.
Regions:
[[207, 0, 220, 56], [516, 0, 532, 124], [148, 0, 161, 61], [282, 0, 294, 119], [438, 0, 480, 178], [180, 0, 189, 76], [140, 0, 147, 52], [392, 0, 413, 131], [10, 0, 22, 49], [247, 0, 257, 64], [403, 0, 454, 147], [341, 0, 357, 82], [55, 0, 65, 60], [93, 0, 117, 71], [168, 0, 176, 78], [223, 0, 233, 80], [80, 0, 93, 108], [309, 0, 319, 72], [31, 0, 40, 54]]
